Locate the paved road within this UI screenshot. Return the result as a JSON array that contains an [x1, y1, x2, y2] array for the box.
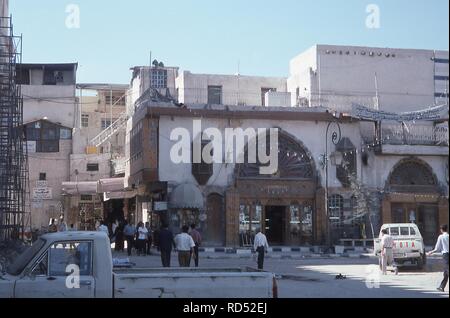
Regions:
[[112, 250, 449, 298]]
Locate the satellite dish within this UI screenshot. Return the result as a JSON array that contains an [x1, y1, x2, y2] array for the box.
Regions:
[[152, 59, 159, 67], [158, 62, 165, 67]]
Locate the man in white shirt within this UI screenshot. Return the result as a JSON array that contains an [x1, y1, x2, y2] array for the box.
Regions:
[[380, 229, 397, 275], [174, 225, 196, 267], [253, 229, 269, 270], [428, 224, 449, 292]]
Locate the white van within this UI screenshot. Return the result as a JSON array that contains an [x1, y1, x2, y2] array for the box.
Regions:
[[374, 223, 427, 269]]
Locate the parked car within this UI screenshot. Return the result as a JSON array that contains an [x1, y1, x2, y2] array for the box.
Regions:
[[374, 223, 426, 269], [0, 232, 277, 298]]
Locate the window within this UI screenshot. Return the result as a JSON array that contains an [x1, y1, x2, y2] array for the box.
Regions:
[[328, 195, 344, 228], [410, 227, 416, 235], [207, 86, 222, 105], [261, 87, 276, 106], [80, 195, 93, 201], [251, 205, 262, 233], [239, 205, 250, 233], [86, 163, 99, 172], [105, 94, 125, 106], [150, 69, 168, 88], [400, 227, 410, 236], [48, 242, 93, 276], [39, 173, 46, 181], [60, 128, 72, 140], [31, 252, 48, 276], [25, 120, 61, 153], [81, 114, 89, 128], [101, 119, 112, 129], [389, 227, 400, 236]]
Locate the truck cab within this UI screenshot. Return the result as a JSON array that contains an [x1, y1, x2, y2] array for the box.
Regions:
[[374, 223, 427, 269], [0, 232, 112, 298]]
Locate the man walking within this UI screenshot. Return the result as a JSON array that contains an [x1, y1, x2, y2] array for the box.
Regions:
[[145, 222, 153, 255], [253, 228, 269, 270], [158, 223, 175, 267], [190, 224, 202, 267], [174, 225, 196, 267], [123, 220, 136, 257], [380, 229, 397, 275], [427, 224, 449, 292]]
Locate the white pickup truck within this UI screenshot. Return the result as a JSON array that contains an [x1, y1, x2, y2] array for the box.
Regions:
[[374, 223, 427, 269], [0, 232, 277, 298]]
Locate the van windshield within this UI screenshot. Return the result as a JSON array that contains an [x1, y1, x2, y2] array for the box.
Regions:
[[7, 239, 46, 276]]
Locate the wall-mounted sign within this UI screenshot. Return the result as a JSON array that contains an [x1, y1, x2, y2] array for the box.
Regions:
[[25, 141, 36, 153], [153, 201, 168, 211], [32, 187, 53, 200], [36, 180, 48, 187]]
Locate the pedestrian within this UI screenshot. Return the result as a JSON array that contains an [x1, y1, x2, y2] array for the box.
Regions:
[[112, 220, 118, 236], [174, 225, 196, 267], [380, 229, 398, 275], [97, 220, 110, 236], [115, 221, 125, 252], [58, 217, 67, 232], [68, 224, 76, 231], [48, 219, 57, 233], [253, 228, 269, 270], [123, 220, 136, 256], [158, 223, 175, 267], [136, 222, 148, 256], [145, 222, 153, 255], [190, 224, 202, 267], [427, 224, 449, 292]]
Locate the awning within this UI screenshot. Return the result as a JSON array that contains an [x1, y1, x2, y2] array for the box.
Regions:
[[97, 178, 125, 193], [62, 182, 98, 195], [169, 183, 204, 209]]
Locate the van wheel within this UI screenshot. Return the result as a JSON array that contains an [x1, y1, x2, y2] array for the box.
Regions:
[[417, 257, 424, 270]]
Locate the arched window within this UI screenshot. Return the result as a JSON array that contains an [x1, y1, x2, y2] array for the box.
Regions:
[[238, 132, 314, 179], [388, 159, 437, 192]]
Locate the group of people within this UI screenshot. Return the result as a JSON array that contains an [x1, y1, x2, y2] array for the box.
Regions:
[[157, 223, 202, 268]]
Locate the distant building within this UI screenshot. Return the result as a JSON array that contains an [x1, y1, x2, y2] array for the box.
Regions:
[[288, 45, 449, 112]]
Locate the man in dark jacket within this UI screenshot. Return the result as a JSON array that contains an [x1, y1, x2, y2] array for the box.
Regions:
[[158, 223, 175, 267]]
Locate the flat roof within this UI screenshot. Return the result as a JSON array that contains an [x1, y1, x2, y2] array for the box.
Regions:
[[18, 63, 78, 70], [77, 83, 129, 91]]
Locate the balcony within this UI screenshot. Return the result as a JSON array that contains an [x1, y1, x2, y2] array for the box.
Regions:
[[373, 122, 449, 156]]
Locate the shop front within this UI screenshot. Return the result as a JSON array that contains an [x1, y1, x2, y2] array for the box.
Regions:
[[381, 158, 448, 246]]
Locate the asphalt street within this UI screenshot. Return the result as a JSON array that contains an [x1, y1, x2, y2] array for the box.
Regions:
[[112, 250, 449, 298]]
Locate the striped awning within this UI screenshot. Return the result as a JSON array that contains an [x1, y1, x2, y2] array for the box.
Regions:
[[169, 183, 204, 209]]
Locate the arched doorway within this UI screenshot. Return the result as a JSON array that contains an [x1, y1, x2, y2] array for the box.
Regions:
[[235, 130, 317, 246], [386, 158, 440, 245], [205, 193, 225, 246]]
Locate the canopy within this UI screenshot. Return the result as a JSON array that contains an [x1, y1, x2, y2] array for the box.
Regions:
[[169, 183, 204, 209], [61, 182, 97, 195]]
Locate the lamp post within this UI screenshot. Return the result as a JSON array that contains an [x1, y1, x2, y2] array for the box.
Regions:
[[324, 121, 342, 250]]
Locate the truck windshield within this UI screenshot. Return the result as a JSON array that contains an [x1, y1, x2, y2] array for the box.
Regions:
[[7, 239, 46, 276]]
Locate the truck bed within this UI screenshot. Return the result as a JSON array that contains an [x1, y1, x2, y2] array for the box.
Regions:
[[113, 267, 276, 298]]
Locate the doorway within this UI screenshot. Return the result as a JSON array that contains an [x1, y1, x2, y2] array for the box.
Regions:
[[265, 206, 285, 245]]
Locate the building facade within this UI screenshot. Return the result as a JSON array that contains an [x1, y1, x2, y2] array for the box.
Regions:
[[18, 63, 78, 229]]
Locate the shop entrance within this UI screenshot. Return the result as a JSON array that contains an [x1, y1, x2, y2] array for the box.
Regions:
[[265, 206, 286, 245]]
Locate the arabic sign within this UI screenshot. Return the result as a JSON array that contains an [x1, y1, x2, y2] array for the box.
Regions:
[[352, 104, 449, 122], [32, 187, 53, 200]]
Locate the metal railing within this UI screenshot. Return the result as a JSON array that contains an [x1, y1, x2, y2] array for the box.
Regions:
[[380, 122, 449, 146], [90, 111, 128, 147]]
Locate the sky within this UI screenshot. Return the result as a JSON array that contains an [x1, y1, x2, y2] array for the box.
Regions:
[[9, 0, 449, 84]]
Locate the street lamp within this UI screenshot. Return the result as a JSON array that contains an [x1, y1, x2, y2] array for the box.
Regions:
[[324, 121, 342, 251]]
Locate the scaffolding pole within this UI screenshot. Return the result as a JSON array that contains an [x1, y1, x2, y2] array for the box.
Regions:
[[0, 15, 29, 242]]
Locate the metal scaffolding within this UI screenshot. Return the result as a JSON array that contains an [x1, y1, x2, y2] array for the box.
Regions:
[[0, 15, 28, 241]]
